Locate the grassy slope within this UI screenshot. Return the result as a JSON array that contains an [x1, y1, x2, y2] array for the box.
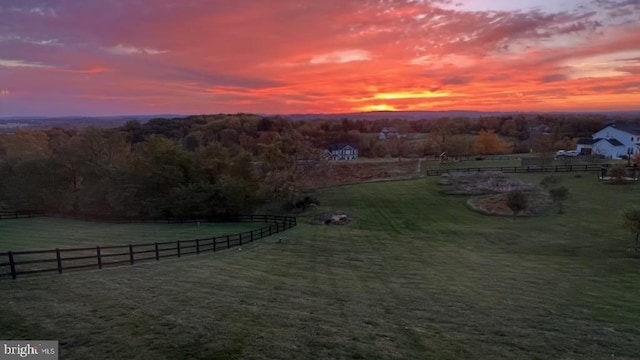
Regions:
[[1, 175, 640, 359], [0, 218, 267, 251]]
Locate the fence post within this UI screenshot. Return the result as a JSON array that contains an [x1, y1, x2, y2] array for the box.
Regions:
[[97, 246, 102, 269], [239, 233, 243, 246], [8, 251, 16, 280], [227, 235, 230, 248], [260, 227, 263, 238], [154, 242, 159, 261], [56, 248, 62, 274], [250, 230, 253, 242], [177, 241, 181, 257], [129, 244, 134, 265], [196, 239, 200, 254], [213, 237, 217, 252]]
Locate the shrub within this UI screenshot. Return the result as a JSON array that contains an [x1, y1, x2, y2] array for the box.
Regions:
[[549, 186, 570, 213], [506, 190, 528, 217], [540, 175, 560, 189], [622, 207, 640, 253], [283, 196, 320, 212], [609, 165, 628, 184]]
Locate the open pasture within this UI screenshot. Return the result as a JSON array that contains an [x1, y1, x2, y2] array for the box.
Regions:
[[1, 174, 640, 359], [0, 217, 267, 251]]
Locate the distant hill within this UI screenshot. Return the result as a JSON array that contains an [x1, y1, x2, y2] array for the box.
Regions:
[[0, 114, 186, 131], [2, 110, 639, 132], [282, 110, 507, 121], [282, 110, 640, 121]]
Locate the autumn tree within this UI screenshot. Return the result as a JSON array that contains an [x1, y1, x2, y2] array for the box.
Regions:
[[0, 129, 51, 160], [500, 118, 519, 137], [474, 130, 512, 155], [258, 129, 327, 205]]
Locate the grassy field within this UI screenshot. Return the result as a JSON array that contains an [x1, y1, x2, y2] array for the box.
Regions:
[[0, 218, 268, 251], [2, 174, 640, 359]]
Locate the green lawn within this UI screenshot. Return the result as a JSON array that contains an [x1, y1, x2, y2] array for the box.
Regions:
[[0, 218, 267, 251], [1, 175, 640, 359]]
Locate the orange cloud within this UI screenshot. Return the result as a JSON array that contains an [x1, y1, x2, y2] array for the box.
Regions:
[[0, 0, 639, 115]]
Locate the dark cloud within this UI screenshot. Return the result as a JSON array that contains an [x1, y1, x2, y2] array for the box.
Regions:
[[441, 75, 472, 85], [484, 74, 511, 82], [594, 0, 640, 9], [540, 74, 569, 83], [586, 81, 640, 92], [158, 66, 285, 89], [617, 65, 640, 74]]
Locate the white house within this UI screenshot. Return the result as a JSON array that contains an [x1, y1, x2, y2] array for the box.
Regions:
[[576, 123, 640, 159], [326, 143, 358, 160]]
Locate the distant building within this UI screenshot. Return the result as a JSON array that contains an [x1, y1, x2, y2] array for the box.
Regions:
[[529, 124, 551, 134], [378, 127, 404, 140], [576, 123, 640, 159], [326, 143, 358, 160]]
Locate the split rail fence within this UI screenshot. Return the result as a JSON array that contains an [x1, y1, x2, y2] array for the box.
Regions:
[[424, 163, 610, 176], [0, 214, 296, 280]]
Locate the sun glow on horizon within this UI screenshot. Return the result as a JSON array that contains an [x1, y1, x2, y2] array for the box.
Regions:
[[357, 104, 397, 112], [372, 91, 451, 100]]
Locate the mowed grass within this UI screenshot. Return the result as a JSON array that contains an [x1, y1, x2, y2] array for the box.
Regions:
[[0, 218, 267, 251], [2, 175, 640, 359]]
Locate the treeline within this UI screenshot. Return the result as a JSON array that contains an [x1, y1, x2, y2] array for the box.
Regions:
[[0, 113, 634, 217], [0, 114, 325, 217], [297, 113, 611, 157]]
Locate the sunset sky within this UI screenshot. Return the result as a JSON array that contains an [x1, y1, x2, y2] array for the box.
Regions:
[[0, 0, 639, 116]]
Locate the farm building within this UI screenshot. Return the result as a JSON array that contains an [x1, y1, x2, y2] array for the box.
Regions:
[[326, 143, 358, 160], [576, 123, 640, 159]]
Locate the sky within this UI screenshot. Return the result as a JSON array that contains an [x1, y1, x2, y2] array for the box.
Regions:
[[0, 0, 639, 116]]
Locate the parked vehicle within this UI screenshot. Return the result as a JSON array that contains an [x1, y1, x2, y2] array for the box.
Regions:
[[556, 150, 580, 157]]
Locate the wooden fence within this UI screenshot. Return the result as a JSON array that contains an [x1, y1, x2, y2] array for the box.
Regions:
[[0, 210, 45, 220], [0, 214, 296, 280], [424, 163, 609, 176]]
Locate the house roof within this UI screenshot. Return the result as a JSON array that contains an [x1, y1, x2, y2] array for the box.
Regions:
[[605, 138, 624, 146], [578, 138, 624, 146], [606, 123, 640, 136], [327, 143, 357, 151], [577, 138, 598, 145]]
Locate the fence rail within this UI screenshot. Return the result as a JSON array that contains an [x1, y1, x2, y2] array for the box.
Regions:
[[424, 163, 610, 176], [0, 214, 296, 280], [0, 210, 45, 220]]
